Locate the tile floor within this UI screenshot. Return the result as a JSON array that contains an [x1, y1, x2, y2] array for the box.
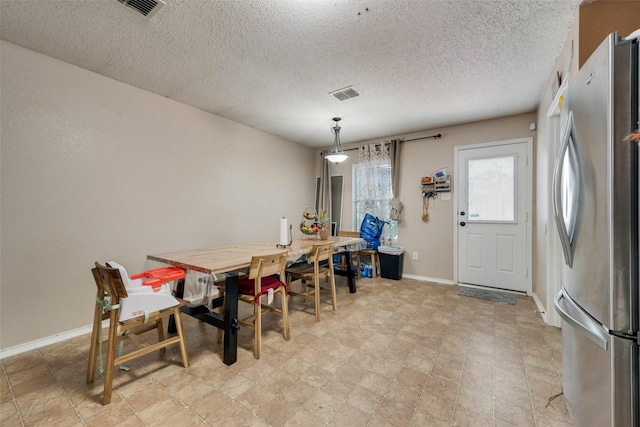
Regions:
[[0, 277, 572, 426]]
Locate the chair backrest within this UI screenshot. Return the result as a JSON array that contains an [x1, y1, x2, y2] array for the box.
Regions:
[[309, 242, 334, 264], [92, 262, 128, 300], [338, 231, 360, 239], [247, 251, 287, 281]]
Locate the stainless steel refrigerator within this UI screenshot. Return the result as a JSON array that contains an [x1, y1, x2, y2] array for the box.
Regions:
[[553, 31, 639, 427]]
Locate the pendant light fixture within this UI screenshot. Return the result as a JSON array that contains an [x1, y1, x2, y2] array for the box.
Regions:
[[324, 117, 349, 163]]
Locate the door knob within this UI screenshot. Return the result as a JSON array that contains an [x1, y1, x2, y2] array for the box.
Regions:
[[460, 221, 466, 226], [460, 211, 466, 216]]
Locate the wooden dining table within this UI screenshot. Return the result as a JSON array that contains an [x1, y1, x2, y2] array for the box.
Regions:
[[147, 236, 362, 365]]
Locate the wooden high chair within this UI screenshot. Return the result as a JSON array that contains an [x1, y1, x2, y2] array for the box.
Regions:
[[87, 262, 189, 405], [286, 242, 337, 322]]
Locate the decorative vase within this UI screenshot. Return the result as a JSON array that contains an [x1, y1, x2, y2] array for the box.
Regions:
[[319, 227, 330, 240]]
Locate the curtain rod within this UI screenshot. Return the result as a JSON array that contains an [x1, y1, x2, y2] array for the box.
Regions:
[[336, 133, 442, 153]]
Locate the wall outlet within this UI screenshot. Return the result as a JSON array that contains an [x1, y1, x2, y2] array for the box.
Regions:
[[412, 252, 418, 260], [441, 192, 451, 201]]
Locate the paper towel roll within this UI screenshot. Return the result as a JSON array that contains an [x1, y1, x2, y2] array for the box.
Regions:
[[279, 217, 288, 246]]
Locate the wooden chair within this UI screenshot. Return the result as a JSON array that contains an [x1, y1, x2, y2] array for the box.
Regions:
[[87, 262, 189, 405], [336, 231, 360, 276], [235, 251, 290, 359], [286, 242, 337, 322], [358, 247, 380, 278], [336, 231, 379, 278]]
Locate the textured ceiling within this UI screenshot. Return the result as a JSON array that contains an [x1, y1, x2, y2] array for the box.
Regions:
[[0, 0, 582, 148]]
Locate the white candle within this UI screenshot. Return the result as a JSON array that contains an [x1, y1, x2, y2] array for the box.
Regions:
[[279, 217, 288, 246]]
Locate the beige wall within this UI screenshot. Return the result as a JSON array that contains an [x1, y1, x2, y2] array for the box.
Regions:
[[0, 41, 316, 351], [318, 113, 537, 282]]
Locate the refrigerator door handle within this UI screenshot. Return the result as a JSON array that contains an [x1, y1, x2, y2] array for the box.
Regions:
[[554, 289, 609, 350], [552, 111, 580, 268]]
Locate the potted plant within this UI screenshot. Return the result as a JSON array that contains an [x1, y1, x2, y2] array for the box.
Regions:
[[318, 211, 330, 240]]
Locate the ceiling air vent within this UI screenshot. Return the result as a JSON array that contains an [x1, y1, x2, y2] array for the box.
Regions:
[[116, 0, 166, 18], [330, 86, 360, 101]]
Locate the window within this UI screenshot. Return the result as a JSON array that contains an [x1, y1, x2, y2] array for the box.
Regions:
[[466, 155, 516, 222], [352, 162, 397, 239]]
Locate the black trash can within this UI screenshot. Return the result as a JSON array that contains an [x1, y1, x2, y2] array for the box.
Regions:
[[378, 246, 404, 280]]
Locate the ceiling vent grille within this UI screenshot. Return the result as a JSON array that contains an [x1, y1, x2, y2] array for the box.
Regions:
[[330, 86, 360, 101], [116, 0, 166, 18]]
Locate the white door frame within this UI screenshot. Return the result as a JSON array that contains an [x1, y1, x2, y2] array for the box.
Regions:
[[453, 137, 533, 295]]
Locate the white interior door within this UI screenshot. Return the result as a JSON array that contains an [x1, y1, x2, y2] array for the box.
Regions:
[[456, 140, 529, 292]]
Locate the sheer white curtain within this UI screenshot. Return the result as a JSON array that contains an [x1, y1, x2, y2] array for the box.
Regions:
[[354, 143, 392, 234]]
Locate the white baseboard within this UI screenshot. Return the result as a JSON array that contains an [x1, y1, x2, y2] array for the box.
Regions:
[[400, 274, 454, 286], [531, 292, 549, 324], [0, 323, 96, 360]]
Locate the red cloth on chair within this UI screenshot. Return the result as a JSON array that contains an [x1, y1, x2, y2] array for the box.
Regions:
[[238, 276, 288, 304]]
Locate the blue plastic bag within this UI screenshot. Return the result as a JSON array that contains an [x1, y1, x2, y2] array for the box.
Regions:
[[359, 213, 385, 250]]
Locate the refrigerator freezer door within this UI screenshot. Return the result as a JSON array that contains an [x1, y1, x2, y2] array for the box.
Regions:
[[562, 33, 637, 332], [556, 289, 636, 427]]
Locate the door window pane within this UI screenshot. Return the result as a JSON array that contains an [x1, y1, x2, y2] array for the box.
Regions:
[[467, 155, 515, 222]]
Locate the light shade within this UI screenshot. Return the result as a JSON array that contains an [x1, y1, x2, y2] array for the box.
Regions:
[[325, 153, 349, 163], [324, 117, 349, 163]]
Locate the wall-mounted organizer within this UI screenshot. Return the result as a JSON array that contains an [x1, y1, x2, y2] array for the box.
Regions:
[[421, 178, 435, 198], [421, 175, 451, 194], [434, 175, 451, 192], [420, 169, 452, 222]]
